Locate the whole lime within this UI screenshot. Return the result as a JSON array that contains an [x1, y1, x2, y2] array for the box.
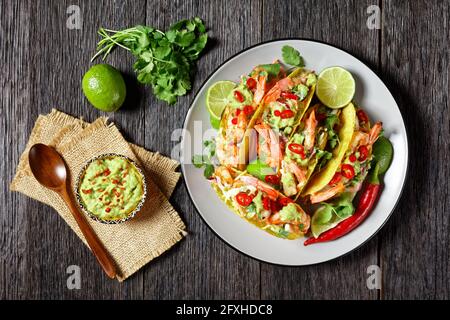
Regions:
[[82, 64, 126, 112]]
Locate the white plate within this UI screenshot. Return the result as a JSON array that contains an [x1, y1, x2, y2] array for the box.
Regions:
[[180, 39, 408, 265]]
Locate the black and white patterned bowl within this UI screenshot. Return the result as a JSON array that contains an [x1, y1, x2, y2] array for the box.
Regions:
[[75, 153, 147, 224]]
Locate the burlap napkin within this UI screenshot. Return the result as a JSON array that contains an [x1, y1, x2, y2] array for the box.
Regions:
[[10, 109, 186, 281]]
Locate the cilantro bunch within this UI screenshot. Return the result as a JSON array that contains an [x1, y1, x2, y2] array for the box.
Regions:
[[92, 17, 208, 104]]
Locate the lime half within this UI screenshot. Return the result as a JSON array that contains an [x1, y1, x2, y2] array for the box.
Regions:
[[206, 80, 236, 120], [316, 67, 355, 109]]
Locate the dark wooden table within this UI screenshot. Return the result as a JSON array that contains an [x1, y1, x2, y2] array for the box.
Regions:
[[1, 0, 448, 300]]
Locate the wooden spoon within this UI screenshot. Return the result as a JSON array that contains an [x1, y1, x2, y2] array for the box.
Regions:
[[28, 143, 118, 279]]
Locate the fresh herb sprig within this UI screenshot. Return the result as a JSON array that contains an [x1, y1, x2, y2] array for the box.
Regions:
[[92, 17, 208, 104], [281, 45, 304, 67], [192, 139, 216, 178]]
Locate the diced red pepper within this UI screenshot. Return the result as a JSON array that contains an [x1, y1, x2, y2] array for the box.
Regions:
[[328, 172, 342, 186], [341, 164, 355, 179], [278, 197, 294, 207], [288, 143, 305, 159], [274, 110, 281, 117], [262, 197, 271, 211], [236, 109, 242, 116], [103, 169, 111, 176], [236, 192, 253, 207], [231, 117, 238, 125], [281, 92, 298, 100], [105, 207, 111, 213], [358, 145, 369, 161], [234, 90, 245, 103], [280, 109, 295, 119], [316, 112, 327, 121], [82, 189, 92, 194], [246, 77, 257, 90], [357, 110, 369, 123], [243, 105, 254, 116], [265, 175, 280, 185], [349, 154, 357, 162], [270, 200, 281, 213]]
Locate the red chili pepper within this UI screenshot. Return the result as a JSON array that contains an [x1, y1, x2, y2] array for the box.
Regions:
[[357, 110, 368, 123], [358, 145, 369, 161], [278, 197, 293, 207], [103, 169, 111, 176], [288, 143, 305, 159], [280, 109, 295, 119], [234, 90, 245, 103], [231, 117, 238, 125], [349, 154, 357, 163], [246, 77, 257, 90], [82, 189, 92, 194], [236, 192, 253, 206], [304, 178, 381, 246], [281, 92, 298, 100], [243, 105, 254, 116], [265, 174, 280, 185], [236, 109, 242, 116], [105, 207, 111, 213], [341, 164, 355, 179], [274, 110, 281, 117], [328, 172, 342, 186], [262, 197, 271, 211]]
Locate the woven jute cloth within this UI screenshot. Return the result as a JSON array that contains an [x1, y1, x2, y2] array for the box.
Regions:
[[10, 109, 186, 281]]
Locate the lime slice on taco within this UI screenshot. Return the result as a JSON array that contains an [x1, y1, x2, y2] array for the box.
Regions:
[[206, 80, 236, 120]]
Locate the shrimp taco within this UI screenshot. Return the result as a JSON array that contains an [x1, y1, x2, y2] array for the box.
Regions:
[[211, 166, 310, 239], [279, 104, 332, 198], [215, 62, 284, 169], [249, 68, 317, 170], [302, 103, 383, 204]]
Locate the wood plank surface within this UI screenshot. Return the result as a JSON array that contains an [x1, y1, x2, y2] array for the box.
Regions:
[[0, 0, 30, 300], [379, 0, 449, 300], [0, 0, 448, 300], [24, 0, 147, 299]]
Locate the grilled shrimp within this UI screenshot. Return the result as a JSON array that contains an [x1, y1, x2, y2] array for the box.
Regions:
[[254, 124, 284, 168], [253, 75, 267, 105], [285, 160, 307, 188], [214, 166, 234, 186], [350, 121, 383, 153], [263, 77, 294, 104], [303, 109, 318, 152], [268, 205, 310, 232], [309, 182, 345, 204], [368, 122, 382, 145], [216, 137, 240, 167], [237, 175, 279, 200]]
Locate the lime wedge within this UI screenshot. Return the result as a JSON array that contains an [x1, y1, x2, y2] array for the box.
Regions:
[[316, 67, 355, 109], [206, 80, 236, 120]]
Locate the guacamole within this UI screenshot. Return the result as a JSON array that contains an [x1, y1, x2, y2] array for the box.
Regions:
[[79, 155, 145, 221]]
